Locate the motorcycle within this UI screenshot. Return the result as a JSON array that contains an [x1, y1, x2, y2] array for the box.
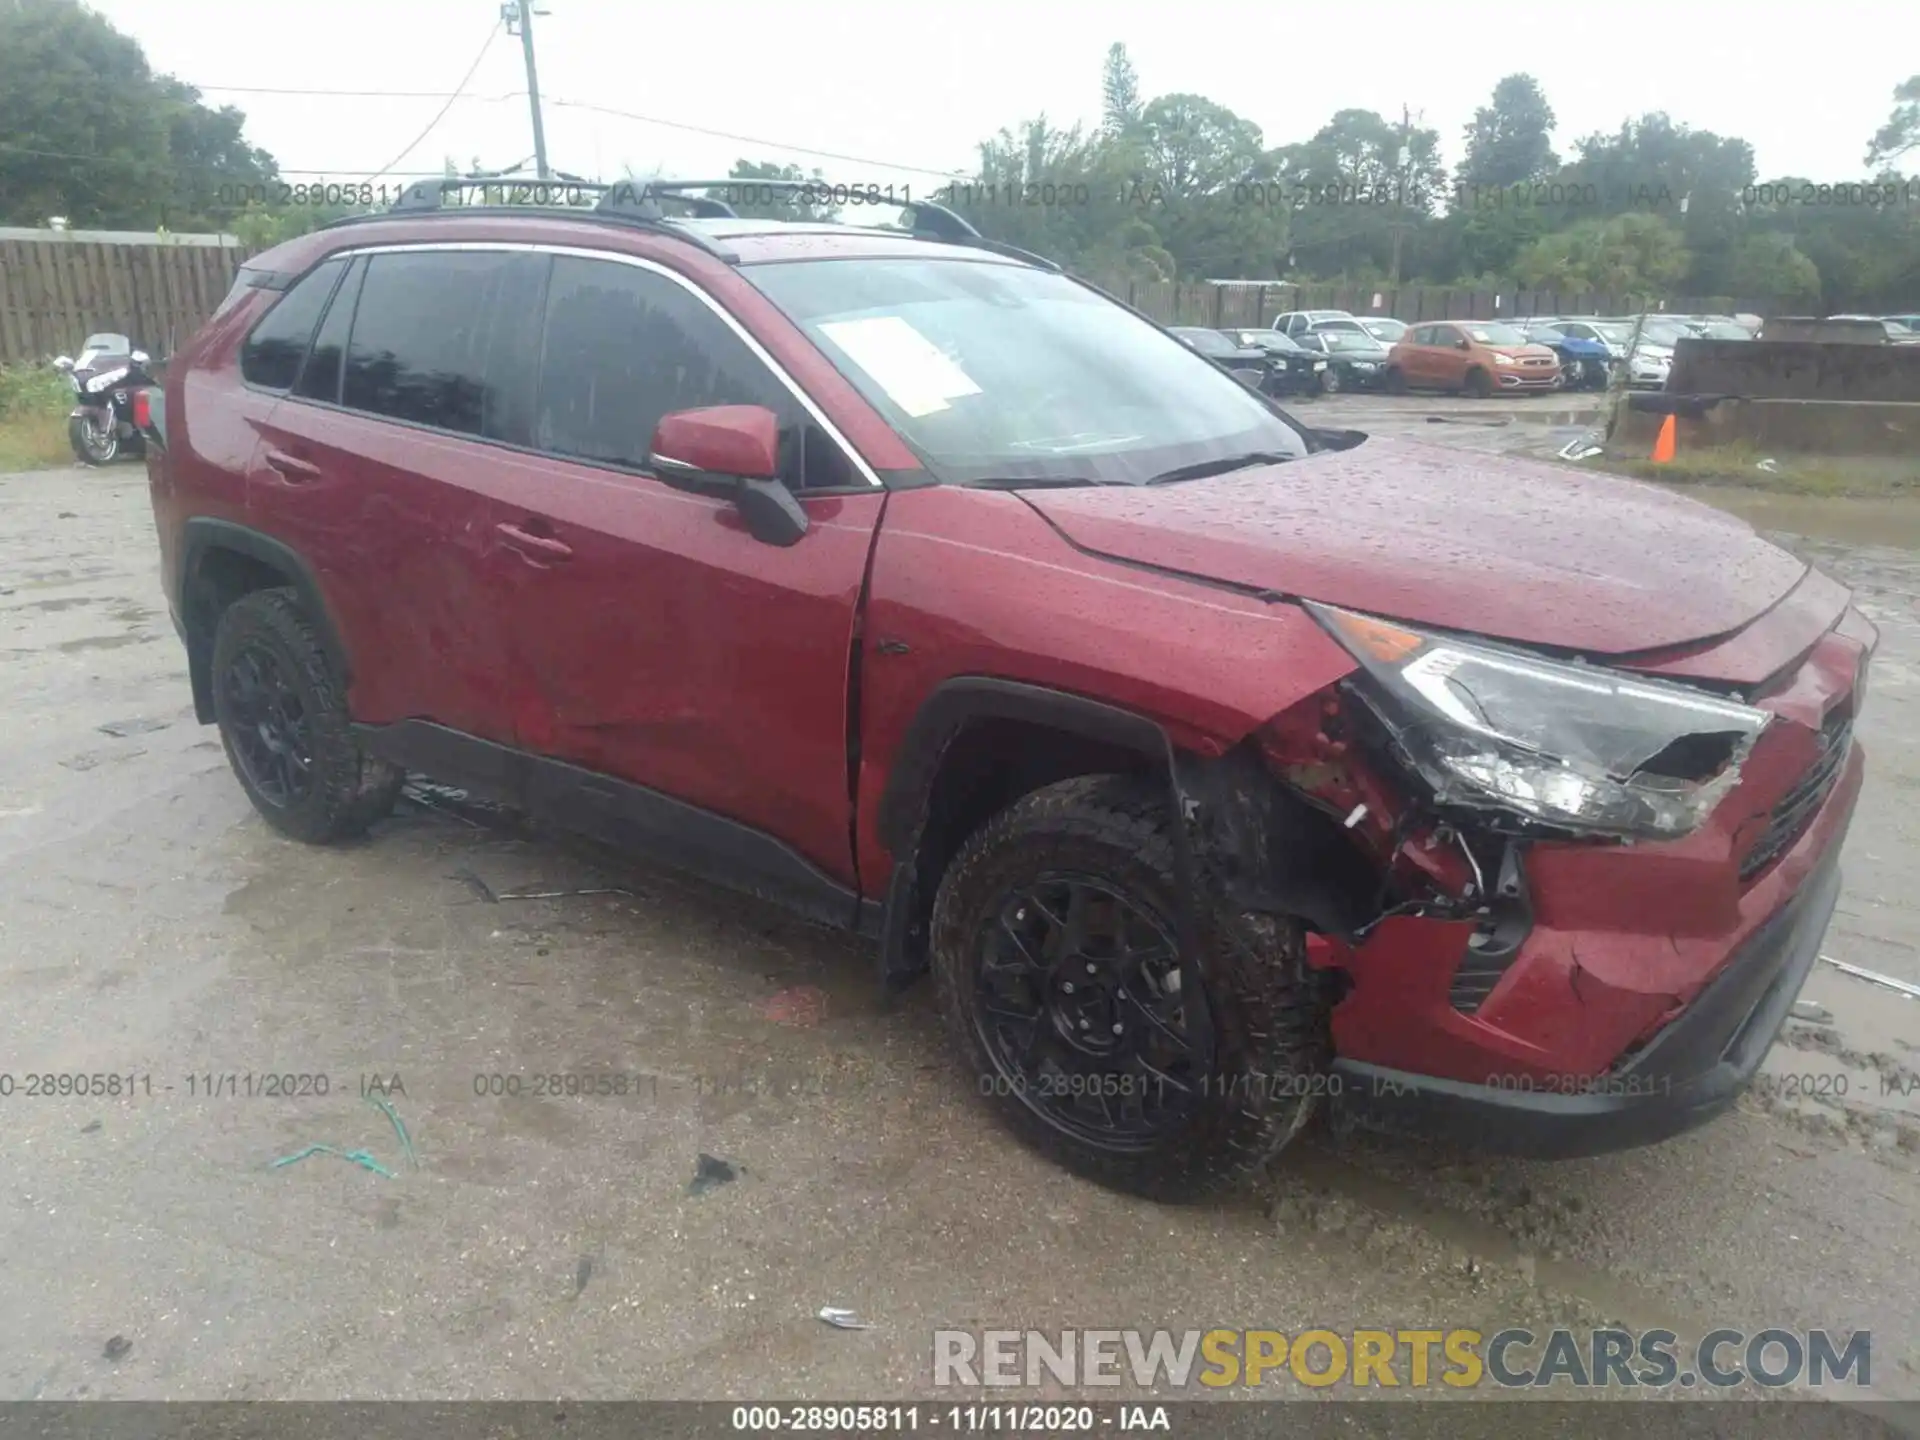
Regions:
[[52, 334, 155, 466]]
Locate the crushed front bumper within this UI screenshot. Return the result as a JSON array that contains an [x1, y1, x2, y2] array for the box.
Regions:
[[1329, 839, 1844, 1157]]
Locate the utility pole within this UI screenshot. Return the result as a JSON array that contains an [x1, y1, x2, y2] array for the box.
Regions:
[[502, 0, 551, 181], [1388, 104, 1416, 287]]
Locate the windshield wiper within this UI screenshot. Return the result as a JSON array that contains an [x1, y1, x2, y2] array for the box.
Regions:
[[967, 475, 1134, 490], [1145, 451, 1295, 486]]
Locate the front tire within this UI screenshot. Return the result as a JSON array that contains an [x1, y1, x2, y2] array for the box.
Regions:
[[1319, 367, 1342, 395], [1463, 367, 1493, 398], [69, 412, 117, 465], [211, 588, 403, 844], [931, 775, 1330, 1202]]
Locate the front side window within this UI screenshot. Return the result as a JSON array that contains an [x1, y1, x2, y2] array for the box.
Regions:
[[533, 257, 853, 490], [747, 257, 1310, 487], [240, 258, 346, 391]]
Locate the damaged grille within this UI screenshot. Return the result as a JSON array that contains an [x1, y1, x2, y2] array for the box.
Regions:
[[1739, 707, 1852, 883]]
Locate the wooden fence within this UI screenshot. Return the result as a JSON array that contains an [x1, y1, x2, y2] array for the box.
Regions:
[[1111, 280, 1758, 328], [0, 233, 254, 364], [0, 228, 1771, 367]]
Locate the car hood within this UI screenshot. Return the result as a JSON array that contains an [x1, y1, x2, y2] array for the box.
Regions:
[[1021, 437, 1812, 656]]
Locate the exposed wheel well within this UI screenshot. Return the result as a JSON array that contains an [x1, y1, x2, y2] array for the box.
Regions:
[[182, 546, 294, 721], [889, 716, 1157, 982]]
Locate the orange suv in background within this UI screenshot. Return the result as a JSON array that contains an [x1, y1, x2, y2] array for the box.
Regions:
[[1386, 320, 1561, 397]]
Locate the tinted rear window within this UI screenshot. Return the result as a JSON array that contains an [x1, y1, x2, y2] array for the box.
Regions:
[[240, 258, 346, 391]]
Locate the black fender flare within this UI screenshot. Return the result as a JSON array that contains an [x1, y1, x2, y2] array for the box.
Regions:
[[872, 676, 1198, 993], [178, 518, 350, 719]]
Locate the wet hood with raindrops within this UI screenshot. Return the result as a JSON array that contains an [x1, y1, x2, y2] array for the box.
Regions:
[[1017, 436, 1822, 658]]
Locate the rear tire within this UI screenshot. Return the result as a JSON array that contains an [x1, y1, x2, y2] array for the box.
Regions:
[[211, 588, 403, 844], [931, 775, 1330, 1203]]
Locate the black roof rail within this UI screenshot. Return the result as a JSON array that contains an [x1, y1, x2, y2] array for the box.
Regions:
[[318, 174, 739, 260], [315, 174, 1062, 271], [597, 180, 739, 220]]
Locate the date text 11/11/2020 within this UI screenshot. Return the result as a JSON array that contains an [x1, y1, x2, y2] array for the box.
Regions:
[[0, 1073, 403, 1099]]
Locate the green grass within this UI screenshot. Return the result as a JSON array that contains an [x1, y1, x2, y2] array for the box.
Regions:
[[0, 363, 76, 473], [1602, 443, 1920, 498]]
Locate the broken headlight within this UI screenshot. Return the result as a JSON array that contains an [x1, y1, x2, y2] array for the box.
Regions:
[[1307, 602, 1770, 839]]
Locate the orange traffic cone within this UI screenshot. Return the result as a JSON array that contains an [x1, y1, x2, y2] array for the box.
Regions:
[[1650, 413, 1677, 464]]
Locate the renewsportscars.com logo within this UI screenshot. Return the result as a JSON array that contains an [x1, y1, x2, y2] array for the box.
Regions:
[[932, 1328, 1872, 1390]]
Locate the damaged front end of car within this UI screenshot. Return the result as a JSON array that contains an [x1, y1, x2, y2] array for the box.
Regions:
[[1173, 599, 1823, 1135]]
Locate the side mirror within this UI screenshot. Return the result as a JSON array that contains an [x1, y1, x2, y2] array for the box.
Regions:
[[53, 355, 73, 372], [1457, 338, 1472, 351], [648, 404, 808, 548], [131, 349, 149, 366]]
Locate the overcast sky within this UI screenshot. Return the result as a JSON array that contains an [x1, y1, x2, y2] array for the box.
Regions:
[[89, 0, 1912, 197]]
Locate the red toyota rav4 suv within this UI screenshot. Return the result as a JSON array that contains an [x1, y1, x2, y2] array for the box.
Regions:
[[141, 179, 1873, 1201]]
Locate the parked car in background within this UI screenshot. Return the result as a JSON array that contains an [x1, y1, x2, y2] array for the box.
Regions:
[[1549, 318, 1673, 389], [1520, 322, 1611, 390], [1831, 316, 1920, 344], [1271, 308, 1358, 338], [1222, 328, 1328, 396], [1355, 316, 1407, 344], [1882, 314, 1920, 332], [1169, 326, 1278, 390], [1385, 320, 1561, 396], [1293, 327, 1392, 393]]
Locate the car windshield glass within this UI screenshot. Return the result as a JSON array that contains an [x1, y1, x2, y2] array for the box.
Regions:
[[1362, 319, 1404, 335], [1640, 320, 1690, 342], [1242, 331, 1301, 352], [1173, 329, 1235, 356], [1699, 323, 1750, 338], [82, 333, 130, 353], [1462, 323, 1527, 345], [747, 258, 1311, 486], [1589, 323, 1632, 343], [1310, 319, 1366, 334], [1320, 331, 1380, 352]]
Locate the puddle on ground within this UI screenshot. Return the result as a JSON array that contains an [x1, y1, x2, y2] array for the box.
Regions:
[[1686, 488, 1920, 552]]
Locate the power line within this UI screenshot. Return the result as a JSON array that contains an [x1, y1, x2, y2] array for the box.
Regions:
[[366, 21, 503, 183], [185, 82, 968, 179]]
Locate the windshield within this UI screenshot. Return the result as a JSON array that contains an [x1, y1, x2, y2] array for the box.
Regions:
[[1239, 330, 1302, 352], [748, 258, 1311, 485], [1361, 319, 1405, 337], [1698, 322, 1751, 339], [1309, 319, 1367, 335], [1320, 331, 1382, 352], [1588, 323, 1632, 343], [1639, 320, 1691, 343], [1171, 328, 1236, 357], [1462, 323, 1528, 345], [82, 333, 130, 353]]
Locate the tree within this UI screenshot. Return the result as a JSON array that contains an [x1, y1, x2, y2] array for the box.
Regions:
[[1722, 234, 1821, 305], [725, 159, 838, 222], [1514, 212, 1691, 294], [1132, 94, 1286, 279], [157, 78, 278, 228], [1270, 108, 1445, 279], [1866, 76, 1920, 168], [0, 0, 282, 230], [1456, 74, 1558, 190], [1100, 43, 1142, 136]]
